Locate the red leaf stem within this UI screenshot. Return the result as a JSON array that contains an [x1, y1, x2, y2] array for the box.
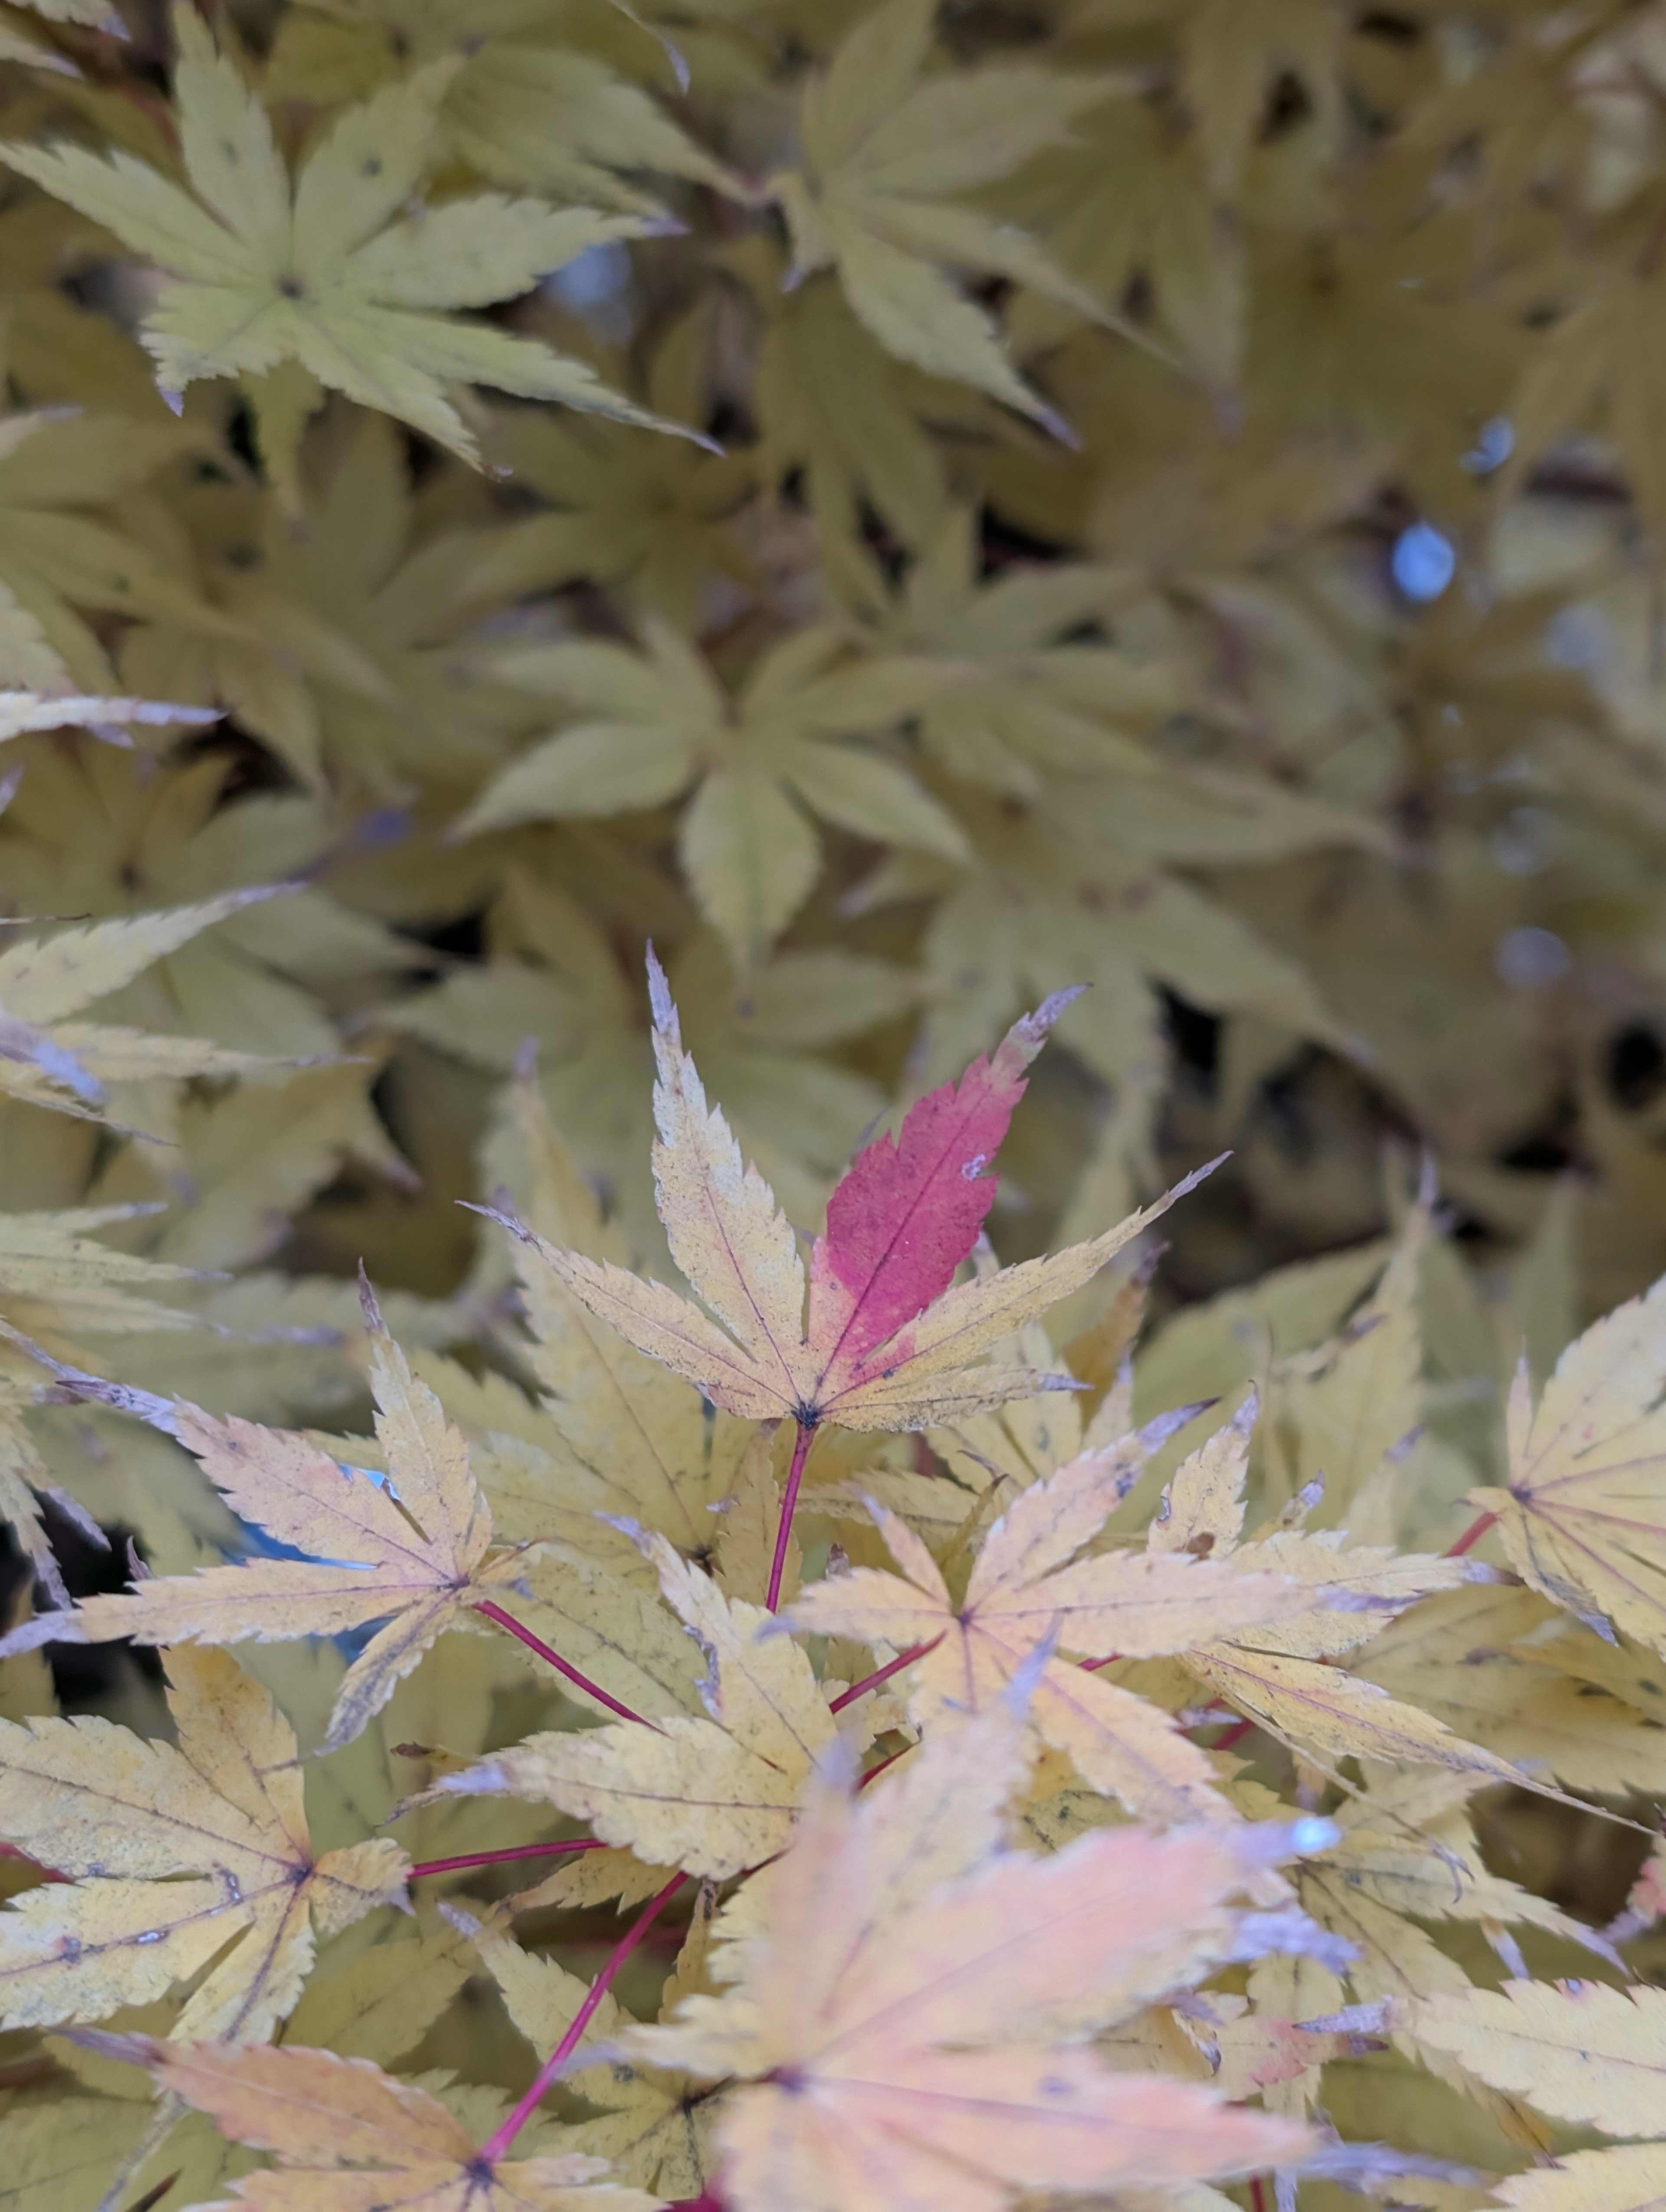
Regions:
[[828, 1636, 943, 1712], [408, 1839, 606, 1879], [1446, 1508, 1499, 1558], [767, 1418, 815, 1612], [479, 1871, 687, 2163], [475, 1599, 659, 1729]]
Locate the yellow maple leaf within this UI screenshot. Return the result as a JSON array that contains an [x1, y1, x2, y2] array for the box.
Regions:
[[0, 1644, 407, 2040], [0, 1287, 533, 1748], [1354, 1584, 1666, 1800], [0, 1201, 217, 1605], [455, 621, 968, 972], [790, 1433, 1295, 1825], [1249, 1765, 1617, 2032], [457, 1886, 722, 2201], [770, 0, 1117, 429], [421, 1532, 836, 1880], [469, 301, 755, 630], [1128, 1396, 1548, 1789], [0, 887, 302, 1121], [1408, 1978, 1666, 2141], [0, 7, 685, 468], [0, 745, 413, 1060], [620, 1702, 1319, 2212], [1463, 1269, 1666, 1650], [385, 876, 915, 1243], [265, 0, 733, 214], [72, 2033, 658, 2212]]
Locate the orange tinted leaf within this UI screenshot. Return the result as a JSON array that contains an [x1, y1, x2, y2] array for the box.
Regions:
[[75, 2035, 659, 2212], [624, 1705, 1324, 2212]]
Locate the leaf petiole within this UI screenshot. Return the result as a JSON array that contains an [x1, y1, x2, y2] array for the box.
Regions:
[[475, 1599, 661, 1730], [479, 1870, 688, 2163], [827, 1636, 943, 1712], [1445, 1509, 1499, 1558], [767, 1418, 816, 1612], [407, 1839, 606, 1879]]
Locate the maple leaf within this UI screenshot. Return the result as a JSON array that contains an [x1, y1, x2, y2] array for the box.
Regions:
[[840, 506, 1184, 801], [466, 304, 756, 630], [0, 745, 416, 1058], [1248, 1764, 1617, 2038], [0, 887, 305, 1120], [1404, 1978, 1666, 2212], [118, 407, 550, 794], [1000, 96, 1243, 390], [745, 249, 1000, 556], [0, 1644, 407, 2039], [421, 1532, 836, 1880], [770, 0, 1117, 430], [620, 1701, 1321, 2212], [0, 1289, 533, 1749], [1461, 1269, 1666, 1650], [502, 950, 1208, 1453], [870, 774, 1354, 1105], [1355, 1584, 1666, 1801], [1140, 1400, 1561, 1789], [455, 620, 969, 972], [74, 2033, 659, 2212], [0, 1201, 217, 1605], [790, 1435, 1296, 1826], [0, 8, 683, 467], [266, 0, 733, 213], [0, 401, 214, 689], [0, 2097, 160, 2212], [97, 1059, 413, 1276]]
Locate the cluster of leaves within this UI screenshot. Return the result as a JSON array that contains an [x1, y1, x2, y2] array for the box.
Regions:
[[7, 2, 1666, 2210]]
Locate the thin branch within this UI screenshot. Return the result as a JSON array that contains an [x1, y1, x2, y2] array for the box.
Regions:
[[479, 1872, 687, 2164], [475, 1599, 660, 1729]]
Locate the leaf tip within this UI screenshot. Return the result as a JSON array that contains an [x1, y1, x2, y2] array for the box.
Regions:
[[645, 941, 678, 1041]]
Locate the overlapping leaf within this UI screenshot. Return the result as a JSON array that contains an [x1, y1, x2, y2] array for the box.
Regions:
[[0, 1289, 531, 1747], [771, 0, 1117, 427], [78, 2033, 658, 2212], [792, 1429, 1294, 1823], [0, 1645, 407, 2039], [1, 8, 679, 466], [456, 622, 967, 971], [620, 1702, 1325, 2212], [423, 1532, 836, 1879], [505, 949, 1211, 1434], [1465, 1274, 1666, 1651]]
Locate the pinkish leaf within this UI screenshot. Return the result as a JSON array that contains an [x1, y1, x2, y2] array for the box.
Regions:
[[806, 987, 1082, 1391]]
